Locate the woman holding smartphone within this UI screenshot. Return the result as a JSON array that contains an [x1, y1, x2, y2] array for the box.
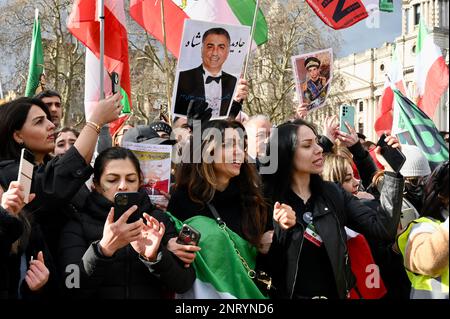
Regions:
[[261, 119, 405, 299], [59, 147, 195, 299]]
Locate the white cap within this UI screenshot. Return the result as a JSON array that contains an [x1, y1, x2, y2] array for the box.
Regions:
[[400, 145, 431, 177]]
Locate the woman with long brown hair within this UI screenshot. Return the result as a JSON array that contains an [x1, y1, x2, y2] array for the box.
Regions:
[[167, 120, 294, 299]]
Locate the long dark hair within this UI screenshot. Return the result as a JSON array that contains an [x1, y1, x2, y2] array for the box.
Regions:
[[175, 120, 267, 246], [0, 97, 52, 160], [263, 119, 322, 204], [422, 161, 449, 222], [93, 147, 143, 186]]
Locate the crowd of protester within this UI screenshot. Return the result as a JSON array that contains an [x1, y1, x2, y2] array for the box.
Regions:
[[0, 86, 448, 300]]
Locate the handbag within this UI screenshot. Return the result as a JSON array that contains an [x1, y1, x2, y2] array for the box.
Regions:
[[206, 203, 275, 293]]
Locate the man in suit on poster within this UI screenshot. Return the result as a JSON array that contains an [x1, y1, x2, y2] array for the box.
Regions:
[[174, 27, 238, 118]]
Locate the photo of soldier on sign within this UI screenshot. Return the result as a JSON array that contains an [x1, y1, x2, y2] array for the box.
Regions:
[[292, 48, 333, 112]]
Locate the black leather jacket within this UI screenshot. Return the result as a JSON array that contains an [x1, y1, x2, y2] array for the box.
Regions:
[[264, 172, 404, 299]]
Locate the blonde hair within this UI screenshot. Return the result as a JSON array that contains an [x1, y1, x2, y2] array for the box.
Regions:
[[322, 153, 352, 185]]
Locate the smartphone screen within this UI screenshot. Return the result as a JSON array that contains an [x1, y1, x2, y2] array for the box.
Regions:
[[18, 148, 34, 204], [376, 134, 406, 173], [339, 105, 355, 134], [114, 192, 141, 223], [176, 224, 201, 246]]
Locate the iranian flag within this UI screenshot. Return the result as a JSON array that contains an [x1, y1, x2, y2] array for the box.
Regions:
[[68, 0, 131, 135], [414, 19, 449, 119], [374, 45, 406, 136], [345, 228, 387, 299], [25, 9, 44, 97], [130, 0, 268, 58], [167, 212, 267, 299]]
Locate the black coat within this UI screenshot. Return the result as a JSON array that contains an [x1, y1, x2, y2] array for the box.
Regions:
[[0, 207, 23, 298], [174, 65, 237, 117], [1, 212, 57, 299], [263, 173, 404, 299], [0, 147, 93, 259], [59, 190, 195, 299]]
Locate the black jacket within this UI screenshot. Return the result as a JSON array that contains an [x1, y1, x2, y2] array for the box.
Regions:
[[0, 207, 23, 298], [1, 213, 57, 299], [0, 147, 93, 259], [264, 173, 404, 299], [174, 64, 237, 117], [59, 190, 195, 299]]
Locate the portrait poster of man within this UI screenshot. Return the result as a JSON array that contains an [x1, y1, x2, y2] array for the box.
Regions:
[[172, 19, 250, 119], [292, 48, 333, 112], [123, 142, 172, 207]]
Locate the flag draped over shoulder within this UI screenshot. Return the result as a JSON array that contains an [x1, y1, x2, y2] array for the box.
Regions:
[[305, 0, 368, 30], [129, 0, 268, 58], [414, 19, 449, 119], [67, 0, 131, 135], [25, 9, 44, 97], [166, 212, 267, 299], [374, 46, 406, 136], [393, 89, 449, 167]]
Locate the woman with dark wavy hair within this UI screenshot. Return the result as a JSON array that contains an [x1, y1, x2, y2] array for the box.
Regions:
[[167, 120, 293, 299]]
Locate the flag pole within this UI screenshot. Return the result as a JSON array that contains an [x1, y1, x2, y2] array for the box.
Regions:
[[160, 0, 172, 125], [97, 0, 112, 151], [98, 0, 105, 99], [242, 0, 260, 79]]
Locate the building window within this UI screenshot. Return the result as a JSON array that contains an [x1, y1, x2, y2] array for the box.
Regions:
[[405, 8, 410, 33], [380, 64, 385, 71], [414, 4, 421, 26], [440, 0, 449, 28], [359, 101, 364, 112], [412, 45, 416, 54], [358, 122, 364, 134]]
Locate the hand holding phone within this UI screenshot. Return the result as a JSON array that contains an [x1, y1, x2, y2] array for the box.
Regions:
[[176, 224, 201, 246], [114, 192, 142, 223], [339, 105, 355, 134], [17, 148, 34, 204], [376, 134, 406, 173]]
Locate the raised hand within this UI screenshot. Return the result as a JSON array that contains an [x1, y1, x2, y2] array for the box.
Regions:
[[374, 133, 402, 172], [233, 78, 249, 103], [295, 103, 309, 120], [167, 237, 201, 268], [130, 213, 165, 262], [273, 202, 297, 230], [336, 121, 359, 147], [88, 92, 123, 127], [98, 206, 144, 257], [323, 115, 339, 143], [25, 251, 49, 292], [1, 181, 35, 216]]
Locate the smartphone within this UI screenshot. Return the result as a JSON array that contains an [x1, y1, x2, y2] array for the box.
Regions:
[[339, 104, 355, 134], [114, 192, 142, 223], [400, 208, 418, 229], [111, 72, 119, 95], [17, 148, 34, 204], [176, 224, 201, 246], [376, 134, 406, 173]]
